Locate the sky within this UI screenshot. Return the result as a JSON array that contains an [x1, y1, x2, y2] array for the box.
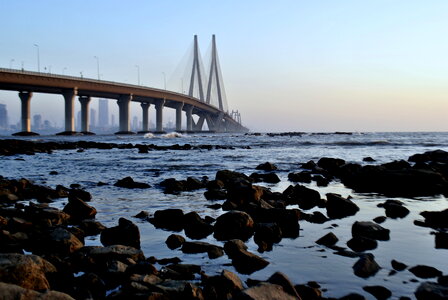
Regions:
[[1, 0, 448, 132]]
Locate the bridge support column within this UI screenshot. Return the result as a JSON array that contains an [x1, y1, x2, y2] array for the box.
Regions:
[[57, 88, 78, 135], [139, 102, 150, 133], [175, 102, 184, 132], [12, 91, 38, 136], [79, 96, 94, 135], [185, 105, 193, 132], [115, 94, 134, 134], [155, 100, 165, 133]]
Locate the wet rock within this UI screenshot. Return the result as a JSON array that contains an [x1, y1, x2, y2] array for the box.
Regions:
[[150, 209, 185, 231], [78, 219, 106, 236], [183, 211, 214, 240], [339, 293, 367, 300], [249, 208, 301, 238], [419, 208, 448, 229], [318, 157, 346, 175], [37, 227, 84, 255], [225, 181, 264, 209], [0, 282, 75, 300], [294, 283, 322, 299], [254, 223, 282, 251], [391, 259, 407, 271], [62, 196, 97, 222], [307, 211, 329, 224], [363, 157, 376, 162], [216, 170, 252, 187], [256, 162, 278, 171], [313, 174, 330, 187], [288, 171, 312, 183], [74, 272, 106, 300], [378, 200, 409, 219], [415, 282, 448, 300], [435, 232, 448, 249], [409, 265, 443, 278], [373, 216, 387, 224], [204, 189, 227, 200], [347, 236, 378, 252], [166, 234, 186, 250], [284, 184, 321, 210], [409, 149, 448, 163], [134, 210, 150, 219], [101, 217, 141, 249], [203, 269, 244, 300], [69, 188, 92, 202], [181, 241, 224, 259], [363, 285, 392, 300], [353, 253, 381, 278], [315, 232, 339, 247], [301, 160, 316, 170], [352, 221, 390, 241], [224, 239, 269, 274], [326, 193, 359, 219], [185, 177, 205, 190], [235, 283, 297, 300], [214, 211, 254, 241], [250, 172, 281, 183], [114, 176, 151, 189], [0, 253, 57, 290], [267, 272, 301, 298], [89, 245, 145, 263]]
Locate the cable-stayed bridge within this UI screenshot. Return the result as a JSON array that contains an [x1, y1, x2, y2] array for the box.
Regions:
[[0, 35, 248, 135]]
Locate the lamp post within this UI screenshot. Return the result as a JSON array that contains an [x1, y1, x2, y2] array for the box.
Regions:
[[9, 59, 14, 69], [94, 56, 100, 80], [33, 44, 40, 72], [162, 72, 166, 90], [135, 65, 140, 85]]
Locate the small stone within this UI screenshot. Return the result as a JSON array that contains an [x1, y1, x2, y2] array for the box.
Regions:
[[315, 232, 339, 247], [391, 259, 407, 271], [409, 265, 443, 279], [363, 285, 392, 300]]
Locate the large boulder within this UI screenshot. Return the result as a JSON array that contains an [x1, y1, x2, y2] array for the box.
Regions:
[[250, 172, 281, 184], [256, 162, 278, 171], [181, 241, 224, 259], [216, 170, 252, 188], [352, 221, 390, 241], [100, 218, 140, 249], [183, 211, 214, 240], [378, 200, 409, 219], [0, 282, 75, 300], [63, 196, 97, 222], [224, 239, 269, 274], [235, 283, 297, 300], [214, 211, 254, 241], [203, 269, 244, 300], [419, 208, 448, 229], [415, 282, 448, 300], [88, 245, 145, 263], [0, 253, 57, 290], [37, 227, 84, 255], [326, 193, 359, 219], [284, 184, 321, 210], [409, 265, 443, 279], [353, 253, 381, 278], [149, 209, 185, 231]]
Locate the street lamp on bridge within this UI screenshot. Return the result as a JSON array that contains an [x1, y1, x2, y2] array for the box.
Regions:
[[33, 44, 40, 72], [94, 56, 100, 80]]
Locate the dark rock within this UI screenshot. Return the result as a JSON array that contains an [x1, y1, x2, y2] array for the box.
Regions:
[[420, 208, 448, 229], [100, 217, 141, 249], [347, 236, 377, 252], [409, 265, 443, 278], [363, 285, 392, 300], [256, 162, 278, 171], [134, 211, 150, 219], [248, 208, 301, 238], [415, 282, 448, 300], [181, 241, 224, 259], [284, 184, 321, 210], [0, 282, 75, 300], [378, 200, 409, 219], [352, 221, 390, 241], [391, 259, 407, 271], [214, 211, 254, 241], [204, 189, 227, 200], [288, 171, 312, 183], [216, 170, 252, 188], [250, 172, 281, 183], [339, 293, 367, 300], [294, 283, 322, 299], [224, 239, 269, 274], [185, 177, 205, 190], [63, 196, 97, 222], [235, 283, 297, 300], [254, 222, 282, 251], [37, 227, 84, 255], [89, 245, 145, 263], [225, 181, 264, 209], [69, 188, 92, 202], [267, 272, 301, 298], [318, 157, 346, 175], [183, 211, 214, 240], [74, 272, 106, 300], [203, 269, 244, 300], [363, 157, 376, 162], [301, 160, 316, 170], [313, 174, 330, 187], [326, 193, 359, 219], [307, 211, 329, 224], [150, 209, 185, 231], [78, 219, 106, 236], [165, 234, 185, 250], [373, 216, 387, 224], [409, 149, 448, 163], [315, 232, 339, 247], [114, 176, 151, 189], [353, 253, 381, 278], [0, 253, 57, 290], [436, 232, 448, 249]]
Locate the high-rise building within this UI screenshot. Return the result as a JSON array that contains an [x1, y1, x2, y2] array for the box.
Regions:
[[98, 99, 109, 128], [0, 104, 8, 129], [132, 116, 138, 131], [90, 108, 96, 128], [33, 114, 42, 130]]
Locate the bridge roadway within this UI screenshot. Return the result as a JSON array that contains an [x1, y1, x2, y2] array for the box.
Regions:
[[0, 69, 247, 135]]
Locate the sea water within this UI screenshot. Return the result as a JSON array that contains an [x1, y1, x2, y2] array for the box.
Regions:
[[1, 132, 448, 299]]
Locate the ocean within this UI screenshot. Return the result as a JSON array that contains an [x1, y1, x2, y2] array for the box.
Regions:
[[1, 131, 448, 299]]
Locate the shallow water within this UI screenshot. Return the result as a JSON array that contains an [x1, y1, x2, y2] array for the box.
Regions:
[[1, 132, 448, 299]]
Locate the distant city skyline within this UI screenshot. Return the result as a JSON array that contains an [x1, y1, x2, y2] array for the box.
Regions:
[[1, 1, 448, 132]]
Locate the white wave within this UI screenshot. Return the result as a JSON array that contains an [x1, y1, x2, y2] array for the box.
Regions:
[[162, 132, 184, 138], [143, 133, 155, 138]]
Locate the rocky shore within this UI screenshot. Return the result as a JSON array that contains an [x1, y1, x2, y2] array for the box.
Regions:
[[0, 139, 447, 299]]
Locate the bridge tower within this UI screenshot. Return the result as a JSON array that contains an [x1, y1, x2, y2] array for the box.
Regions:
[[188, 35, 205, 101]]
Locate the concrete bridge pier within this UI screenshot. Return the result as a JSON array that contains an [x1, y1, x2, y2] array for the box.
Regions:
[[12, 91, 38, 136], [79, 96, 94, 135], [185, 105, 193, 132], [57, 88, 78, 135], [139, 102, 150, 133], [115, 94, 134, 134], [155, 100, 165, 133], [175, 102, 184, 132]]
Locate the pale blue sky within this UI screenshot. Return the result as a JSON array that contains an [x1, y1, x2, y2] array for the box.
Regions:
[[1, 1, 448, 131]]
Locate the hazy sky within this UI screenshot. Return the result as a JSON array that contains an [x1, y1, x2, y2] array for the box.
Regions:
[[1, 0, 448, 132]]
